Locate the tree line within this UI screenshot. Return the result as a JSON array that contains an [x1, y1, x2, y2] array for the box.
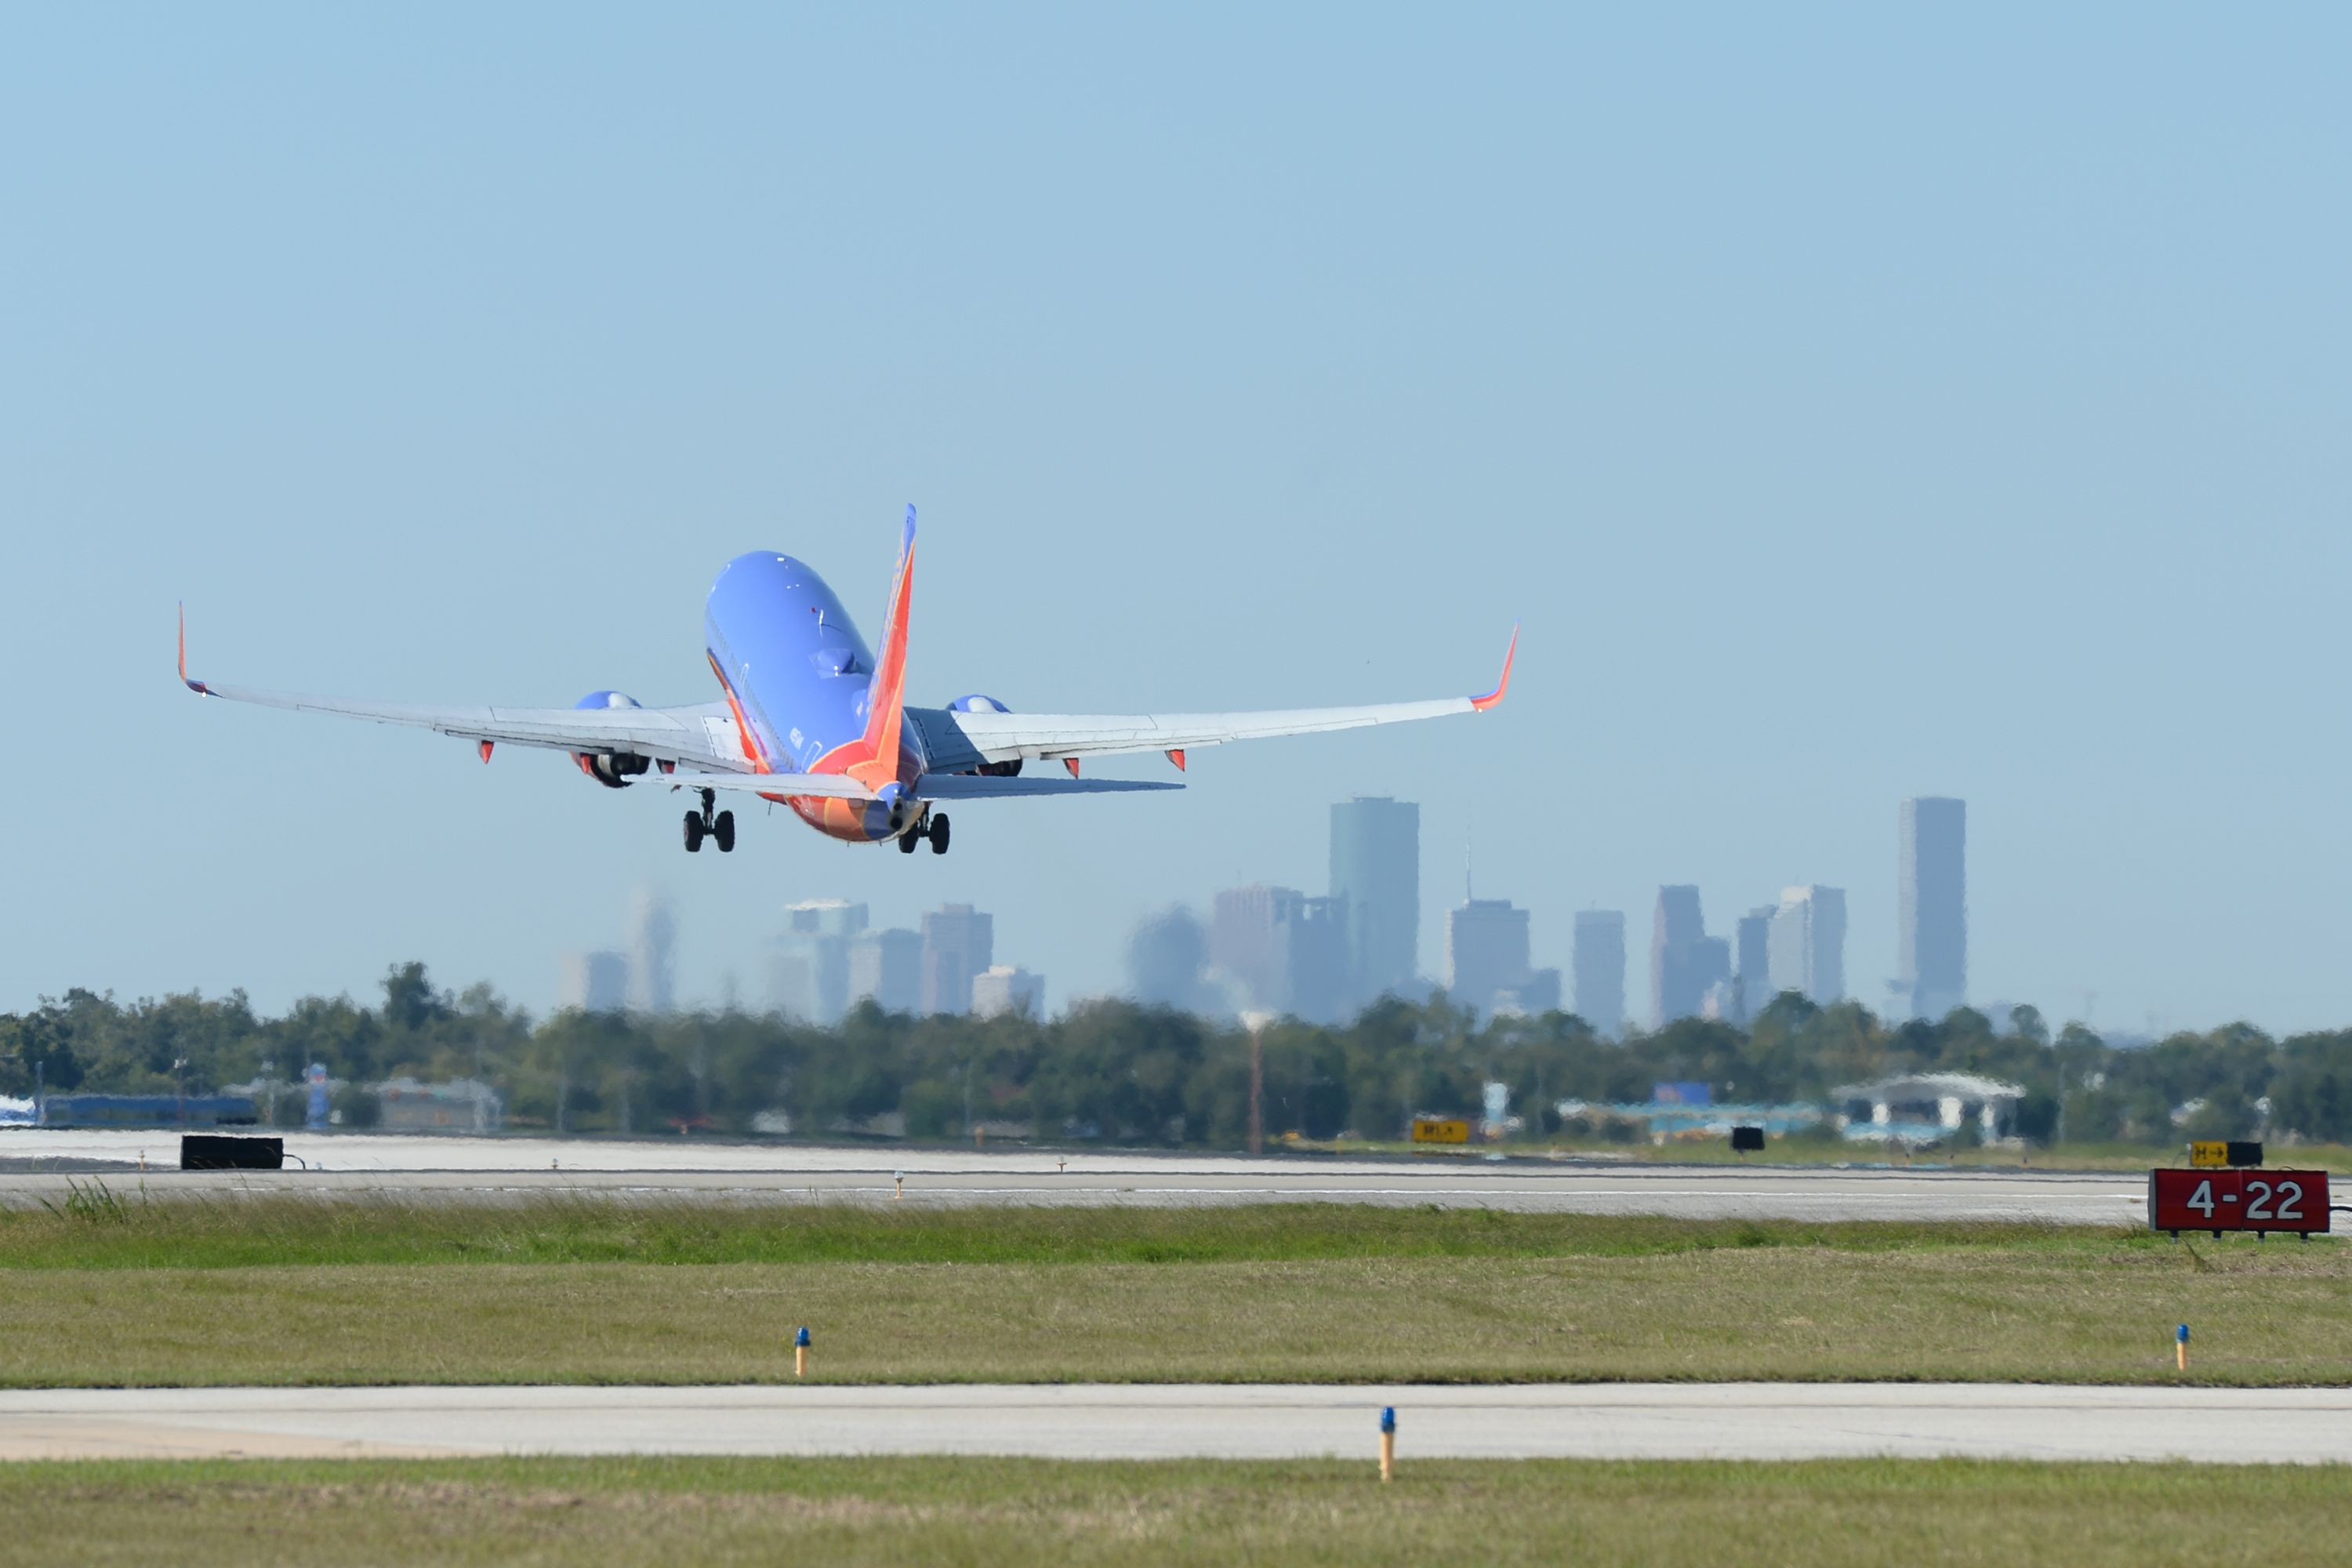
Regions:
[[4, 962, 2350, 1147]]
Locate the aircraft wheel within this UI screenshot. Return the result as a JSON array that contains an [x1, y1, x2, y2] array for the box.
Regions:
[[898, 826, 920, 854], [713, 811, 736, 854], [929, 812, 951, 855], [684, 812, 705, 853]]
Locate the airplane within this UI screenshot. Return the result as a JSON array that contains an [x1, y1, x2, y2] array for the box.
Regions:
[[180, 507, 1515, 856]]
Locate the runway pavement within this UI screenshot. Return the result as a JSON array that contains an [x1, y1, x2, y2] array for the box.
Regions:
[[0, 1130, 2151, 1223], [2, 1383, 2345, 1464]]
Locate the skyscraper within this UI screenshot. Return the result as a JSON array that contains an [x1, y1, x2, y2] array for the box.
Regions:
[[1330, 797, 1419, 1008], [626, 889, 675, 1016], [920, 903, 994, 1015], [1572, 910, 1626, 1036], [1650, 886, 1727, 1027], [558, 950, 629, 1013], [1767, 885, 1847, 1004], [1446, 898, 1532, 1018], [847, 928, 924, 1014], [971, 966, 1046, 1019], [1127, 906, 1212, 1013], [1735, 906, 1775, 1020], [1899, 797, 1967, 1021], [769, 899, 869, 1024], [1209, 884, 1352, 1022]]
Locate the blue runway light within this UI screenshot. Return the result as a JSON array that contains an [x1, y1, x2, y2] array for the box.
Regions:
[[797, 1327, 812, 1347], [2177, 1324, 2190, 1343], [1380, 1406, 1396, 1433]]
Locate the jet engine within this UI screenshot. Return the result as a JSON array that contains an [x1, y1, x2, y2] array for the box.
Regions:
[[572, 691, 652, 787], [948, 694, 1022, 776]]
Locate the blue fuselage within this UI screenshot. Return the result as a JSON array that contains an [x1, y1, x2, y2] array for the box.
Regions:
[[702, 551, 919, 841]]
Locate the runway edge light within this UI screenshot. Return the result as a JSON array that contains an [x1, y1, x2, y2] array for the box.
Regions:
[[2176, 1323, 2189, 1374], [796, 1325, 811, 1378], [1379, 1406, 1396, 1483]]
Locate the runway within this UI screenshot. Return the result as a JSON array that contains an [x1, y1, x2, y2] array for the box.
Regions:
[[0, 1131, 2150, 1223], [2, 1384, 2345, 1464]]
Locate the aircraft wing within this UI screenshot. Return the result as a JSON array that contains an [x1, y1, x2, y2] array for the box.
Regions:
[[180, 612, 757, 771], [906, 628, 1516, 769]]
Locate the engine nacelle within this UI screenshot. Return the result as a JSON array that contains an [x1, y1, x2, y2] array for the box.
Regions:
[[572, 691, 652, 788], [948, 694, 1022, 777]]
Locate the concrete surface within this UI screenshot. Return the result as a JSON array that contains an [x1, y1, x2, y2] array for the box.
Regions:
[[2, 1383, 2345, 1464], [0, 1131, 2152, 1223]]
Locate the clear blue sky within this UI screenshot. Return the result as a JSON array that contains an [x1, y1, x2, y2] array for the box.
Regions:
[[4, 7, 2348, 1035]]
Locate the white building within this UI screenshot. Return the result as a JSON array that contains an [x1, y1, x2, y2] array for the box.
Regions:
[[1766, 885, 1846, 1004], [1832, 1072, 2023, 1145], [971, 966, 1047, 1019]]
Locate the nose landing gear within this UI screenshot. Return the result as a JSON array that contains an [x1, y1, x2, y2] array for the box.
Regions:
[[684, 788, 735, 854]]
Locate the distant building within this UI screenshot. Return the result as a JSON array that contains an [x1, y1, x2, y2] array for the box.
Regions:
[[848, 927, 924, 1014], [1899, 797, 1967, 1022], [920, 903, 994, 1015], [971, 966, 1047, 1019], [1209, 884, 1352, 1022], [1495, 967, 1562, 1018], [1571, 910, 1626, 1036], [626, 889, 676, 1016], [1767, 885, 1846, 1004], [1330, 797, 1419, 1010], [372, 1077, 503, 1134], [1650, 887, 1729, 1027], [1735, 906, 1775, 1020], [769, 899, 869, 1024], [559, 950, 630, 1013], [1127, 906, 1213, 1012], [38, 1094, 257, 1128], [1448, 897, 1534, 1019], [1833, 1071, 2020, 1145]]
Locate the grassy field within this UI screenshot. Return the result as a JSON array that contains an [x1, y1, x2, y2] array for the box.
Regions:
[[0, 1195, 2344, 1387], [3, 1455, 2348, 1567]]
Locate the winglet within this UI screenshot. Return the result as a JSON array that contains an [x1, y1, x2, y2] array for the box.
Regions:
[[1469, 623, 1518, 712], [177, 604, 210, 695]]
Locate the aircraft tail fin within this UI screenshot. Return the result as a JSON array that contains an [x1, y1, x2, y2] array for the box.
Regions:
[[849, 506, 916, 790]]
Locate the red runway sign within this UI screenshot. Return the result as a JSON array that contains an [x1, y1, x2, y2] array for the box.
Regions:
[[2148, 1167, 2331, 1236]]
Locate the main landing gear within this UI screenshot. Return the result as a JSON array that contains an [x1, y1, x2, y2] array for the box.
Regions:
[[899, 811, 950, 856], [684, 788, 735, 854]]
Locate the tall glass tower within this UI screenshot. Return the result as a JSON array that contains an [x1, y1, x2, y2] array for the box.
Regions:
[[1899, 797, 1967, 1021], [1329, 797, 1420, 1010]]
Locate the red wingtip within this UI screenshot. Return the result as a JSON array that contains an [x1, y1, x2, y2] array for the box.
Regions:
[[1469, 624, 1518, 712], [1167, 748, 1186, 772], [177, 603, 209, 695], [1065, 757, 1081, 779]]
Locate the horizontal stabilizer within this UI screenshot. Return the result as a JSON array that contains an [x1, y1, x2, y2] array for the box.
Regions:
[[667, 772, 877, 800], [915, 774, 1183, 800]]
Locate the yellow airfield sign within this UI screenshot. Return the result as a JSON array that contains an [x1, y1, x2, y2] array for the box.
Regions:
[[2187, 1141, 2229, 1169], [1411, 1117, 1470, 1145]]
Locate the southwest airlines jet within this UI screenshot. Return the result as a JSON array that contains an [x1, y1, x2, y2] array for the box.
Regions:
[[181, 509, 1515, 856]]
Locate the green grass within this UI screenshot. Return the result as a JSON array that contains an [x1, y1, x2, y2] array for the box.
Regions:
[[2, 1456, 2347, 1567], [0, 1188, 2155, 1269], [0, 1198, 2343, 1387]]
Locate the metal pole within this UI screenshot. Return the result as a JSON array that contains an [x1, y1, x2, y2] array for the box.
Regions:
[[1249, 1025, 1264, 1156]]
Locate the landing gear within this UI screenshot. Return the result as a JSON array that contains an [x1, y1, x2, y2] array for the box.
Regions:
[[898, 826, 920, 854], [683, 788, 735, 855], [928, 812, 950, 855]]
